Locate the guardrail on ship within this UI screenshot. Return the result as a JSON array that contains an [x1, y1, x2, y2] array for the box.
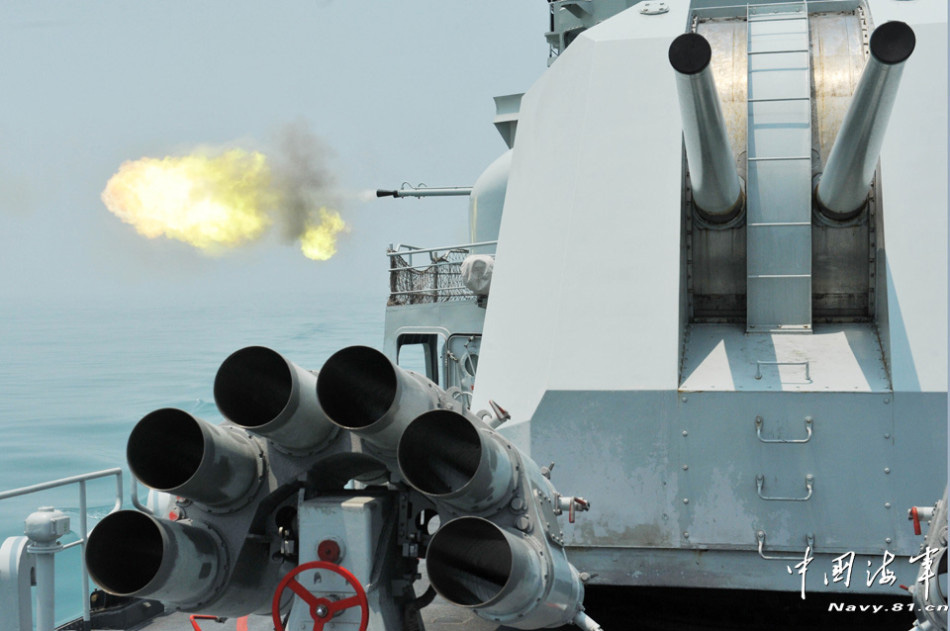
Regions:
[[387, 241, 496, 305], [0, 469, 124, 631]]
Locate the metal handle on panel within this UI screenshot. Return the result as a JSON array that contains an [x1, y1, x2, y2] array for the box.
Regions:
[[756, 530, 815, 561], [756, 474, 814, 501], [755, 416, 813, 444], [754, 360, 811, 381]]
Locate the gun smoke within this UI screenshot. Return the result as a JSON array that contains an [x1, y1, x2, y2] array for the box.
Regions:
[[101, 123, 347, 261]]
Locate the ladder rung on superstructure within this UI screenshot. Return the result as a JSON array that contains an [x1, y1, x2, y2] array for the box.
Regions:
[[745, 1, 813, 332]]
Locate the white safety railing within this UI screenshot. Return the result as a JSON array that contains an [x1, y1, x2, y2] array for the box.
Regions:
[[0, 469, 124, 631]]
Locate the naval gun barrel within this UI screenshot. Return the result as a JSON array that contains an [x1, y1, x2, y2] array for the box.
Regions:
[[816, 21, 916, 220], [669, 33, 744, 222], [376, 185, 473, 198]]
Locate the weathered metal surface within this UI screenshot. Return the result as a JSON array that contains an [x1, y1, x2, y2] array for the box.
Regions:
[[528, 388, 945, 590], [680, 323, 890, 392], [811, 12, 867, 167], [690, 19, 747, 320]]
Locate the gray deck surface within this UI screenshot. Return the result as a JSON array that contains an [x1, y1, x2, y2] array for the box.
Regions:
[[87, 587, 920, 631], [88, 568, 512, 631], [99, 597, 500, 631], [82, 566, 917, 631]]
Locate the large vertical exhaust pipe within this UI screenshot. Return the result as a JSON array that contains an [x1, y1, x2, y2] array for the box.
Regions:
[[670, 32, 744, 223], [816, 21, 916, 220], [316, 345, 443, 452], [214, 345, 336, 453], [86, 511, 222, 606], [127, 409, 261, 510]]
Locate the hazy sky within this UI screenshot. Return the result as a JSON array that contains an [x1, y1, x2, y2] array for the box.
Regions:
[[0, 2, 547, 308]]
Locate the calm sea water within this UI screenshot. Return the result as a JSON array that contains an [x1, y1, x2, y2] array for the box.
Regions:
[[0, 290, 385, 625]]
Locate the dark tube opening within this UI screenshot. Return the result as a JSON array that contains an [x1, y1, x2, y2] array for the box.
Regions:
[[214, 346, 292, 428], [427, 518, 512, 607], [86, 511, 164, 595], [398, 411, 481, 495], [669, 32, 711, 75], [870, 21, 915, 65], [128, 409, 203, 491], [316, 346, 396, 429]]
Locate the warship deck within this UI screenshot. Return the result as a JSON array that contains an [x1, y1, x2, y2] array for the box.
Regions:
[[79, 583, 918, 631]]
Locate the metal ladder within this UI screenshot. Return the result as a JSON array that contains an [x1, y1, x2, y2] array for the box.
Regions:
[[745, 1, 813, 332]]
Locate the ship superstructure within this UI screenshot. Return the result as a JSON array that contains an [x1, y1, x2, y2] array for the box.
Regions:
[[470, 0, 947, 597]]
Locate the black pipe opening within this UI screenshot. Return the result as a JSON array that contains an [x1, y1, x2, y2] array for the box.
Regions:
[[317, 346, 396, 429], [127, 409, 203, 491], [870, 21, 915, 65], [214, 346, 292, 428], [669, 32, 711, 75], [427, 518, 513, 607], [398, 411, 481, 495], [86, 511, 164, 595]]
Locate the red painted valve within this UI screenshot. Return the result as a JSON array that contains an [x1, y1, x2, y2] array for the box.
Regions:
[[272, 561, 369, 631], [910, 506, 922, 535]]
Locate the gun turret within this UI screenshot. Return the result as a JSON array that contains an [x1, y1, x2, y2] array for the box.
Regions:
[[815, 21, 916, 219], [669, 32, 744, 222]]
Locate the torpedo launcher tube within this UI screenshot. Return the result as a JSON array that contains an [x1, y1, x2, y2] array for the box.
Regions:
[[669, 32, 744, 223], [815, 21, 916, 220]]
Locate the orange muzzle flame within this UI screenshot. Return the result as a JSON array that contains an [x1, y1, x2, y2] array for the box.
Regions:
[[102, 149, 346, 260]]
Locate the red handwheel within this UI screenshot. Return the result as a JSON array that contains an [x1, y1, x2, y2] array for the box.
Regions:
[[272, 561, 369, 631]]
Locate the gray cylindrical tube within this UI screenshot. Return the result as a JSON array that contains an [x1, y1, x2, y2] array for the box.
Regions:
[[85, 510, 221, 606], [397, 410, 515, 512], [214, 345, 336, 453], [670, 32, 744, 221], [316, 345, 441, 451], [127, 409, 260, 509], [816, 21, 916, 219], [426, 517, 584, 629], [426, 517, 544, 610]]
